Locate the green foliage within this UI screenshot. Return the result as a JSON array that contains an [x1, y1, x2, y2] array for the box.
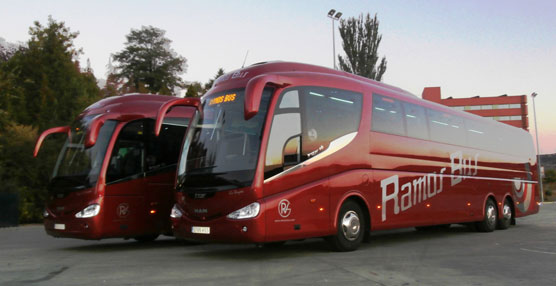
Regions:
[[112, 26, 187, 95], [0, 17, 101, 222], [338, 13, 387, 81], [203, 68, 225, 93], [185, 81, 203, 97]]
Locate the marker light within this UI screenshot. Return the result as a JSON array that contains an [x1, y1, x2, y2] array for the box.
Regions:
[[43, 209, 49, 218], [150, 210, 157, 214], [170, 204, 183, 218], [319, 207, 325, 212], [75, 204, 100, 218], [227, 202, 260, 220]]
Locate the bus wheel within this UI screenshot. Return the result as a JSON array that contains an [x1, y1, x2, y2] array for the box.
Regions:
[[497, 199, 512, 230], [327, 200, 364, 252], [476, 199, 497, 232], [134, 234, 159, 242]]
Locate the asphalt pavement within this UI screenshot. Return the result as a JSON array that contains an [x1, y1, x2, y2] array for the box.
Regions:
[[1, 203, 555, 286]]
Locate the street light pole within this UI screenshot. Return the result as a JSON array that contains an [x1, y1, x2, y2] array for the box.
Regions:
[[327, 9, 342, 69], [531, 92, 544, 203]]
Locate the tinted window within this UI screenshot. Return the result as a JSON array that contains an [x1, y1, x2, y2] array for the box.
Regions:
[[264, 87, 362, 179], [427, 109, 465, 145], [302, 87, 362, 159], [107, 119, 187, 184], [264, 90, 302, 178], [371, 94, 405, 136], [403, 102, 429, 140]]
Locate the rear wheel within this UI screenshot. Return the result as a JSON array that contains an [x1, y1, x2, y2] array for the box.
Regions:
[[134, 234, 159, 242], [497, 199, 512, 230], [327, 200, 365, 252], [476, 199, 497, 232]]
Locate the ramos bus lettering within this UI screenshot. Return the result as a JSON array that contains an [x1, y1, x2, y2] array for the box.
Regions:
[[381, 151, 479, 221]]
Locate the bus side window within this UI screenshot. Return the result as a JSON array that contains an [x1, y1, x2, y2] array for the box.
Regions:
[[265, 90, 301, 179], [403, 102, 429, 140], [145, 120, 188, 174], [427, 109, 465, 146], [301, 87, 362, 159], [371, 94, 405, 136], [106, 120, 146, 184]]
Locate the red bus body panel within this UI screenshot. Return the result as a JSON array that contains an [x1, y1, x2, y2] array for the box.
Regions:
[[170, 62, 540, 243], [42, 94, 194, 240]]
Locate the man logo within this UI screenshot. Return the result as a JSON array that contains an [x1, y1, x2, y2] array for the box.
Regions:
[[117, 203, 130, 218], [278, 199, 291, 218]]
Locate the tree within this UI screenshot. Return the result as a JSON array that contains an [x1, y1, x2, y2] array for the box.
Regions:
[[337, 13, 387, 81], [203, 68, 225, 93], [111, 26, 187, 95], [0, 17, 101, 222], [185, 81, 203, 97], [0, 17, 100, 130]]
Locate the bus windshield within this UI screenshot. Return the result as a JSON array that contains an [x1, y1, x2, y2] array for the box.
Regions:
[[176, 88, 272, 192], [50, 115, 117, 192]]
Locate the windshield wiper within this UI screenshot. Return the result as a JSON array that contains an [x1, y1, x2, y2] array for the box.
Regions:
[[177, 172, 245, 193]]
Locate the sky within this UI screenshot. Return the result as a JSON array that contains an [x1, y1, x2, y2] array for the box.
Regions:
[[1, 0, 555, 154]]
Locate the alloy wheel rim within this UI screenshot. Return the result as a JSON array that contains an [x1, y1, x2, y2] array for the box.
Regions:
[[341, 210, 360, 241]]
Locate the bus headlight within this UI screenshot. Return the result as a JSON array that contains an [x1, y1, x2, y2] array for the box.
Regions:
[[170, 204, 183, 218], [75, 204, 100, 218], [227, 202, 260, 220]]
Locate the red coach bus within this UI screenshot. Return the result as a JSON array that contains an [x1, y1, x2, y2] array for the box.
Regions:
[[157, 62, 540, 251], [34, 94, 194, 241]]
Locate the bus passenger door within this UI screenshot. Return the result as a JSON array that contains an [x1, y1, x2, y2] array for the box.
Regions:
[[143, 119, 189, 234], [103, 120, 149, 237]]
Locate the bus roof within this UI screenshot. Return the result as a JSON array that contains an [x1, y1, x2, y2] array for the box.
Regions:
[[81, 94, 193, 120], [211, 61, 415, 98]]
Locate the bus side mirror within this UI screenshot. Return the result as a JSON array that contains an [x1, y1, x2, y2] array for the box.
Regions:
[[34, 126, 71, 157], [283, 135, 301, 169], [155, 97, 201, 136], [86, 113, 143, 148], [244, 74, 291, 120]]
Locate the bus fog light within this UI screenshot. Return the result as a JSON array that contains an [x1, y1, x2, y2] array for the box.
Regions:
[[227, 202, 260, 220], [75, 204, 100, 218], [242, 226, 248, 232], [170, 204, 183, 218]]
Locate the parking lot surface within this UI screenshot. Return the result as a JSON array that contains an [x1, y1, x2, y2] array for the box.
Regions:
[[1, 203, 555, 286]]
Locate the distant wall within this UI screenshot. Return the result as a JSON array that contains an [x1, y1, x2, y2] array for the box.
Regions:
[[540, 154, 556, 171]]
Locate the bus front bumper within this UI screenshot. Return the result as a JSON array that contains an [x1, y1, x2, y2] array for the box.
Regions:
[[171, 215, 266, 243], [44, 217, 102, 240]]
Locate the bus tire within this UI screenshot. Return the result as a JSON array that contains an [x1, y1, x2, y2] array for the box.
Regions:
[[134, 234, 159, 242], [327, 200, 364, 252], [497, 199, 512, 230], [476, 199, 497, 232]]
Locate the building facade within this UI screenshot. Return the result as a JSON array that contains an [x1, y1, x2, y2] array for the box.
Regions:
[[422, 87, 528, 131]]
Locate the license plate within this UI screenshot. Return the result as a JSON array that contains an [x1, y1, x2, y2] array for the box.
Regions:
[[191, 226, 210, 234], [54, 224, 66, 230]]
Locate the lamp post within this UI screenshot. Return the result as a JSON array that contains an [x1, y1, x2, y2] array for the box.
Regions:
[[531, 92, 543, 203], [327, 9, 342, 69]]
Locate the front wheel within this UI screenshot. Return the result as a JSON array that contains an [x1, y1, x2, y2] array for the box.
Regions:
[[476, 199, 497, 232], [327, 200, 365, 252]]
